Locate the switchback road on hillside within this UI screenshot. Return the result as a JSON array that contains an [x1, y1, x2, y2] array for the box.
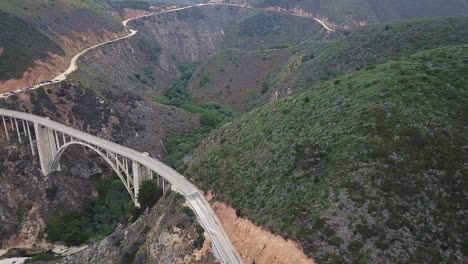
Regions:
[[0, 4, 336, 262], [0, 3, 335, 99]]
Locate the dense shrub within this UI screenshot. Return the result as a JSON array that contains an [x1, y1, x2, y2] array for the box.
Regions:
[[137, 181, 163, 210], [239, 13, 279, 37], [199, 75, 211, 88], [159, 63, 197, 107], [186, 46, 468, 262], [46, 178, 139, 246], [165, 103, 237, 168]]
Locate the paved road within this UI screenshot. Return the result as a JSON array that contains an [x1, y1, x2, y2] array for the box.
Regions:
[[0, 2, 335, 99], [0, 108, 242, 264], [0, 4, 337, 261]]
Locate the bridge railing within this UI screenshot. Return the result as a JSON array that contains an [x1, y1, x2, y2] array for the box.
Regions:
[[0, 108, 242, 264]]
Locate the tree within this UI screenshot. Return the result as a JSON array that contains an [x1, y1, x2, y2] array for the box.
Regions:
[[137, 181, 163, 210]]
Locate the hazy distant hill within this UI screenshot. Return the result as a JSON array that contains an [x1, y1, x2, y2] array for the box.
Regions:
[[250, 0, 468, 25]]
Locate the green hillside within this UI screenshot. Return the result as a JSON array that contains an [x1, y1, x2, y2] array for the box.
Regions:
[[0, 11, 64, 80], [250, 0, 468, 24], [186, 45, 468, 262], [272, 16, 468, 94], [0, 0, 118, 26], [0, 0, 122, 81]]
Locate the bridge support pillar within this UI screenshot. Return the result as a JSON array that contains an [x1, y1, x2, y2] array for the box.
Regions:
[[132, 161, 141, 207], [132, 161, 153, 207], [2, 116, 9, 140], [34, 123, 58, 176]]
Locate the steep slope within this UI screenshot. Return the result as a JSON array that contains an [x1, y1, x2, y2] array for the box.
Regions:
[[72, 5, 255, 98], [269, 16, 468, 98], [52, 193, 217, 264], [229, 0, 468, 26], [186, 45, 468, 262], [184, 10, 328, 111], [0, 11, 65, 82], [0, 0, 123, 91], [187, 48, 292, 111], [0, 82, 199, 257], [0, 130, 111, 252]]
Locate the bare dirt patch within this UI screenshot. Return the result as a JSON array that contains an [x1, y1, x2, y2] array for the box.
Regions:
[[211, 201, 315, 264]]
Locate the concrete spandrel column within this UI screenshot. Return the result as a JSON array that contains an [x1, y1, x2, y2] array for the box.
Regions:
[[47, 127, 58, 157], [34, 123, 56, 176], [2, 116, 9, 140], [132, 160, 141, 207], [140, 166, 152, 182]]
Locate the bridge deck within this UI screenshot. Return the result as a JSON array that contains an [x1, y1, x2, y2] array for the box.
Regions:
[[0, 108, 241, 264]]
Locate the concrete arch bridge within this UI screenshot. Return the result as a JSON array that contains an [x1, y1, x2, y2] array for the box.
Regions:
[[0, 108, 241, 264]]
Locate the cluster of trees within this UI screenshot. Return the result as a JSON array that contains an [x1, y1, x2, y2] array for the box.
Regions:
[[46, 179, 163, 246]]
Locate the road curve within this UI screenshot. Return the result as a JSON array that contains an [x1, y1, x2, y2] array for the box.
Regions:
[[0, 108, 242, 264], [0, 2, 335, 99], [0, 3, 337, 261]]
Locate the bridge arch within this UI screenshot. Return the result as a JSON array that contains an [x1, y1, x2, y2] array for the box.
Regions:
[[50, 141, 136, 202], [0, 109, 241, 264]]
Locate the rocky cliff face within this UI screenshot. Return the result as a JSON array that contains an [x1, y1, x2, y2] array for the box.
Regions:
[[1, 4, 335, 262], [0, 78, 198, 250], [74, 5, 255, 98], [52, 194, 217, 264], [0, 134, 100, 250], [0, 0, 124, 92]]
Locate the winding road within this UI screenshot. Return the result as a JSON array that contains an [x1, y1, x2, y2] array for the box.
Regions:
[[0, 3, 336, 263], [0, 3, 335, 99], [0, 108, 241, 264]]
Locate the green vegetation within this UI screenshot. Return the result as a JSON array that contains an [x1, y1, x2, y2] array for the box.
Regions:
[[165, 103, 237, 168], [158, 63, 197, 107], [0, 11, 64, 80], [182, 103, 236, 128], [108, 1, 155, 10], [137, 180, 163, 210], [130, 67, 156, 85], [187, 45, 468, 262], [46, 177, 139, 246], [274, 16, 468, 91], [199, 74, 211, 88], [25, 253, 61, 263], [239, 13, 280, 37], [301, 53, 314, 63], [157, 63, 237, 168], [250, 0, 467, 24]]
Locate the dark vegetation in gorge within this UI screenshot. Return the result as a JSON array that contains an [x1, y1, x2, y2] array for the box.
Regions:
[[46, 177, 165, 246]]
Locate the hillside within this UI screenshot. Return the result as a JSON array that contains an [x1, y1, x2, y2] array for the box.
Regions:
[[0, 11, 65, 81], [67, 4, 331, 167], [244, 0, 468, 26], [0, 0, 123, 91], [185, 10, 329, 111], [269, 16, 468, 98], [1, 1, 467, 263], [186, 45, 468, 262]]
